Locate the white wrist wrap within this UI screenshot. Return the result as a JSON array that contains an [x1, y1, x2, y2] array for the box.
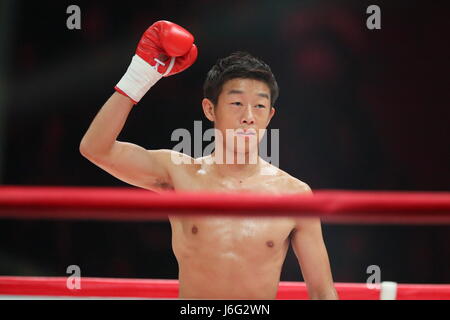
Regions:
[[115, 55, 165, 103]]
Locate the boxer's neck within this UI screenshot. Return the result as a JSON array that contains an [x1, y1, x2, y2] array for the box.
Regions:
[[209, 151, 263, 180]]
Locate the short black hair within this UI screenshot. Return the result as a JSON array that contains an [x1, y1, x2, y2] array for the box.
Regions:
[[203, 51, 279, 107]]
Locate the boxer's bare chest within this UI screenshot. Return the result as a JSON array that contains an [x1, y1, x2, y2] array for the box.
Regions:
[[168, 162, 297, 257], [170, 162, 289, 194], [170, 215, 295, 264]]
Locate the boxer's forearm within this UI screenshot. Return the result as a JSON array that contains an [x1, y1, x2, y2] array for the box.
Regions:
[[310, 287, 339, 300], [79, 92, 134, 158], [80, 21, 196, 161]]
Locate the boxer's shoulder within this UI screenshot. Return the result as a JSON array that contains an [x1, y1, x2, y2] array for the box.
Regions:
[[270, 167, 311, 194]]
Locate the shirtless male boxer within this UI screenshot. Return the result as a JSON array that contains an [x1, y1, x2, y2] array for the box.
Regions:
[[79, 20, 338, 299]]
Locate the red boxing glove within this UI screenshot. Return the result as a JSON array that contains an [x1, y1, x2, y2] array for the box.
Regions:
[[115, 21, 198, 103]]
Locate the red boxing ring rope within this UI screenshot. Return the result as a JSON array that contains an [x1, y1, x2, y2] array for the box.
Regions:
[[1, 186, 449, 299], [0, 186, 449, 223], [0, 277, 449, 300]]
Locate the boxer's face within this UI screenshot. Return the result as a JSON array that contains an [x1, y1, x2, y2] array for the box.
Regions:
[[202, 78, 275, 155]]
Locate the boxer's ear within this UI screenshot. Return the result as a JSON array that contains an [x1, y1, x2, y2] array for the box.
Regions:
[[202, 98, 215, 122], [267, 106, 276, 126]]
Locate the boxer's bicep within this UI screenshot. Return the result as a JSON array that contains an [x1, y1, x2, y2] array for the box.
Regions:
[[291, 218, 338, 299], [87, 142, 175, 191]]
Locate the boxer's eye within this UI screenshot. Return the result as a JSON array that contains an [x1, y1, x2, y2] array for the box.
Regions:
[[231, 102, 243, 106], [255, 104, 266, 109]]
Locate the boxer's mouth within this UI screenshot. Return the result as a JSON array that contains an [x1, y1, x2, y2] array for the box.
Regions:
[[235, 129, 256, 136]]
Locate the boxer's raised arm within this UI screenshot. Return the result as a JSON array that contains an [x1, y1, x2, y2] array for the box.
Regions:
[[79, 92, 173, 190], [80, 21, 197, 191]]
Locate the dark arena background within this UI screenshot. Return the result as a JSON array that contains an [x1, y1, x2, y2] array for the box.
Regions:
[[0, 0, 449, 287]]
